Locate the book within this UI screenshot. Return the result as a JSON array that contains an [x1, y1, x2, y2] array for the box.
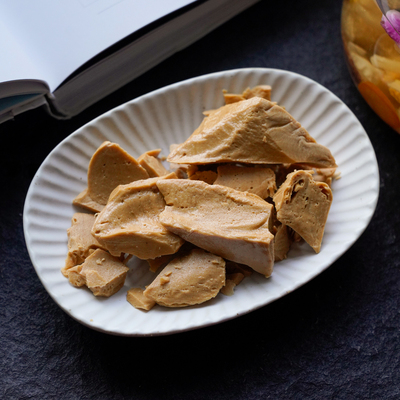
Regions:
[[0, 0, 259, 124]]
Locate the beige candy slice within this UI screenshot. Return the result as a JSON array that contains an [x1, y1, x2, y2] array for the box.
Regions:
[[157, 179, 275, 276], [62, 213, 107, 277], [223, 93, 246, 105], [138, 149, 169, 178], [72, 189, 104, 213], [92, 173, 184, 259], [187, 165, 218, 184], [223, 85, 272, 104], [214, 165, 276, 198], [74, 141, 149, 210], [287, 164, 337, 187], [78, 249, 129, 297], [168, 143, 189, 176], [220, 280, 237, 296], [273, 224, 292, 262], [273, 163, 337, 189], [242, 85, 272, 100], [167, 97, 336, 168], [220, 273, 245, 296], [311, 167, 337, 187], [273, 170, 333, 253], [67, 265, 86, 287], [127, 288, 156, 311], [88, 141, 149, 204], [143, 249, 226, 307]]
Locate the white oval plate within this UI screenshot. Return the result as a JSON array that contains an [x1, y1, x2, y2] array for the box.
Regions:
[[23, 68, 379, 336]]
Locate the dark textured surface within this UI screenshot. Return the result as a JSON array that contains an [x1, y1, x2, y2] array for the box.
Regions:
[[1, 0, 400, 398]]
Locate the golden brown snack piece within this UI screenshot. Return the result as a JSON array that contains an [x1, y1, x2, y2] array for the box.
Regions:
[[221, 261, 252, 295], [223, 93, 246, 105], [74, 141, 149, 210], [220, 271, 246, 296], [273, 224, 292, 261], [187, 165, 218, 184], [214, 164, 276, 198], [67, 265, 86, 287], [143, 249, 226, 307], [146, 254, 175, 273], [127, 288, 156, 311], [62, 213, 107, 277], [223, 85, 272, 104], [220, 280, 237, 296], [143, 149, 162, 158], [72, 189, 104, 213], [88, 141, 149, 204], [281, 163, 338, 188], [69, 249, 129, 297], [273, 170, 333, 253], [242, 85, 272, 101], [167, 97, 336, 168], [157, 179, 275, 277], [168, 143, 188, 176], [227, 272, 245, 285], [138, 149, 169, 178], [311, 167, 337, 187], [92, 173, 184, 259]]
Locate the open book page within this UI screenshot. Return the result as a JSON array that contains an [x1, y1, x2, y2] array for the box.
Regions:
[[0, 0, 197, 92], [52, 0, 260, 117], [0, 20, 49, 89]]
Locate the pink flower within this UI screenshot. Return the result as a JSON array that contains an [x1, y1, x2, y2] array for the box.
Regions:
[[381, 9, 400, 45]]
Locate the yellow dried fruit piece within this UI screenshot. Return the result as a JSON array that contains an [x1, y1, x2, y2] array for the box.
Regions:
[[358, 81, 400, 132], [341, 0, 384, 49], [381, 70, 400, 83], [370, 55, 400, 74], [388, 80, 400, 104], [350, 52, 384, 85], [347, 41, 368, 57]]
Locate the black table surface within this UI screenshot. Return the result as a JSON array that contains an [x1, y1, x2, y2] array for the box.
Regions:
[[2, 1, 400, 398]]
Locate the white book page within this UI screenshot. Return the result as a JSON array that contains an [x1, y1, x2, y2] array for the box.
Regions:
[[0, 20, 48, 86], [0, 0, 197, 91]]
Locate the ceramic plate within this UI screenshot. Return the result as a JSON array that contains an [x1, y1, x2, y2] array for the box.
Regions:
[[23, 68, 379, 336]]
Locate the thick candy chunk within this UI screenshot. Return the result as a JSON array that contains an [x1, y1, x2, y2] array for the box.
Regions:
[[273, 170, 333, 253], [223, 85, 272, 104], [73, 141, 149, 211], [62, 213, 107, 277], [92, 173, 184, 259], [157, 179, 275, 276], [214, 164, 276, 198], [71, 249, 129, 297], [144, 249, 225, 307], [168, 97, 336, 168], [138, 149, 170, 178], [127, 288, 156, 311]]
